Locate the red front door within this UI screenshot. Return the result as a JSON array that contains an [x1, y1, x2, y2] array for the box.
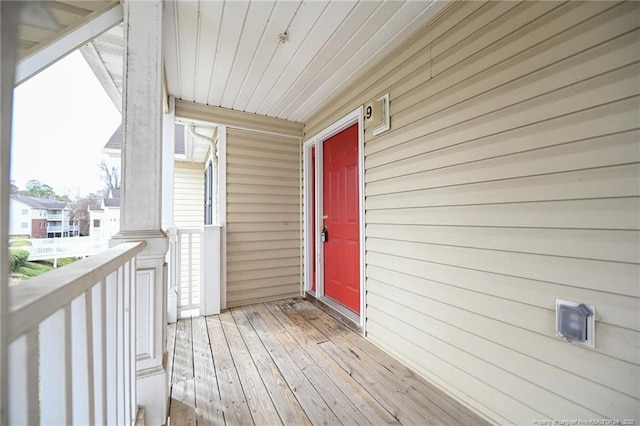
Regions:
[[323, 124, 360, 314]]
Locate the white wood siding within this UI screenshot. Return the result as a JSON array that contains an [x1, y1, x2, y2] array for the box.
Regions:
[[174, 161, 204, 304], [226, 129, 302, 307], [304, 2, 640, 424]]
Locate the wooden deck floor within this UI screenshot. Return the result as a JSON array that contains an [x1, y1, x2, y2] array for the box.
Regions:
[[166, 298, 489, 426]]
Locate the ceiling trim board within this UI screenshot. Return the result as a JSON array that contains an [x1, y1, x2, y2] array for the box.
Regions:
[[15, 2, 123, 86], [175, 99, 303, 139], [80, 42, 122, 112]]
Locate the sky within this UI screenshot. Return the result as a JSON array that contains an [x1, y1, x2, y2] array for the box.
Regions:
[[10, 50, 122, 199]]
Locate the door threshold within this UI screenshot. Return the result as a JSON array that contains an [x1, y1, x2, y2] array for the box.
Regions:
[[305, 291, 363, 335]]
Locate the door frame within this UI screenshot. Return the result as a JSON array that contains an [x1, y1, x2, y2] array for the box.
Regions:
[[303, 107, 365, 330]]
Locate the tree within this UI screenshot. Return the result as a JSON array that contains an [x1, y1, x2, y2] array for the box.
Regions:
[[98, 159, 120, 193], [24, 179, 55, 198], [70, 192, 102, 236]]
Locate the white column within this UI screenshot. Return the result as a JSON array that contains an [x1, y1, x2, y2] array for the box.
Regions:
[[110, 1, 168, 424], [0, 3, 21, 424], [163, 96, 178, 324]]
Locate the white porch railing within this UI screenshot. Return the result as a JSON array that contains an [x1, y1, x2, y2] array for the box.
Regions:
[[167, 225, 221, 320], [7, 241, 145, 425]]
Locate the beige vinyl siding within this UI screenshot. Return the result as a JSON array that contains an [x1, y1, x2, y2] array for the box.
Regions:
[[226, 128, 302, 307], [174, 162, 204, 228], [304, 1, 640, 424]]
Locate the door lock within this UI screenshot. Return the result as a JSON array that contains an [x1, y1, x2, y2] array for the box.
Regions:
[[321, 226, 328, 243]]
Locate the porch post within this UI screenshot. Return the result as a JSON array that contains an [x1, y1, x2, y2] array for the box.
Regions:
[[111, 1, 168, 424], [0, 3, 20, 423], [163, 96, 178, 324]]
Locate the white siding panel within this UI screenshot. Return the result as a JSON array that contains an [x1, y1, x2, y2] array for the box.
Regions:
[[226, 129, 301, 307], [174, 162, 204, 228], [303, 1, 640, 423]]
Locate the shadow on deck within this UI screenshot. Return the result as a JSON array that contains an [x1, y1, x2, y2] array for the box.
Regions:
[[166, 297, 489, 425]]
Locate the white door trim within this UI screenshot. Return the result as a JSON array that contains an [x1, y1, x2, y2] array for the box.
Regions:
[[303, 107, 365, 331]]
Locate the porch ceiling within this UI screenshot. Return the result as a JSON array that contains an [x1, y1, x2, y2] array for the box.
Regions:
[[17, 1, 446, 124], [164, 0, 445, 123]]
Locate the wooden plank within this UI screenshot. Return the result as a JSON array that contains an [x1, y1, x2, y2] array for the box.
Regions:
[[166, 322, 176, 386], [204, 314, 253, 425], [250, 303, 371, 425], [218, 311, 282, 425], [267, 301, 400, 425], [172, 318, 193, 384], [282, 299, 471, 425], [227, 289, 300, 309], [191, 317, 224, 426], [229, 308, 311, 425], [239, 306, 340, 425], [169, 378, 196, 426], [285, 299, 489, 425]]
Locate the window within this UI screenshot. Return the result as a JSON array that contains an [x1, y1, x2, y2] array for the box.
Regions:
[[21, 209, 28, 215], [94, 219, 101, 227], [204, 160, 213, 225], [21, 223, 28, 228]]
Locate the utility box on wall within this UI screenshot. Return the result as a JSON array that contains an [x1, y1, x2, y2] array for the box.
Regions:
[[556, 299, 595, 348]]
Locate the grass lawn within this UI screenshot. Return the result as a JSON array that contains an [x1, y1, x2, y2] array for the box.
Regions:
[[10, 258, 78, 284]]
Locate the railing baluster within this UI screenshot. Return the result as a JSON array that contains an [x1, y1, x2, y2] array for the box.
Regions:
[[65, 304, 73, 423], [92, 280, 106, 424], [7, 330, 39, 425], [177, 232, 183, 312], [71, 294, 90, 424], [117, 264, 125, 425], [123, 260, 132, 425], [40, 308, 68, 424], [130, 259, 138, 422], [188, 232, 194, 307], [105, 271, 117, 424]]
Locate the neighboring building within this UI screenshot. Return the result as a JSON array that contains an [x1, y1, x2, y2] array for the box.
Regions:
[[88, 188, 121, 240], [9, 195, 78, 238]]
